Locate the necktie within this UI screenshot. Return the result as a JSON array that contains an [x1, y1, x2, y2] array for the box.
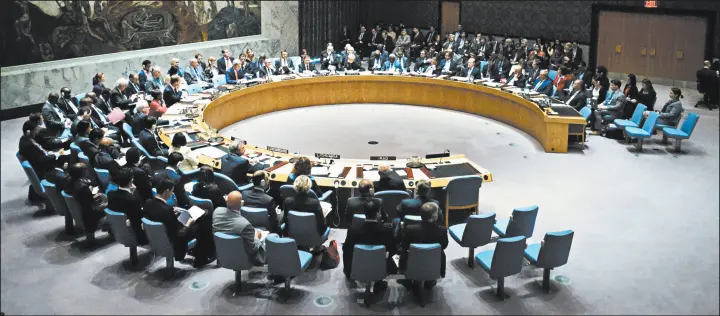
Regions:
[[93, 105, 108, 124], [306, 64, 309, 71], [467, 67, 473, 80], [53, 105, 65, 120], [498, 62, 503, 75], [225, 58, 230, 70], [605, 91, 616, 105], [65, 99, 78, 114], [234, 69, 239, 80]]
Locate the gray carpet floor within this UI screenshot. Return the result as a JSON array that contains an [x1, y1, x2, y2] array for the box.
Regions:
[[2, 84, 718, 315]]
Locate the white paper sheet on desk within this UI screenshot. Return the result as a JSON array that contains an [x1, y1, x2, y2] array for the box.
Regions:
[[320, 201, 332, 217], [182, 95, 202, 103], [364, 170, 380, 181], [328, 166, 344, 178], [193, 146, 227, 159], [311, 166, 329, 176], [395, 170, 407, 177], [164, 106, 185, 115]]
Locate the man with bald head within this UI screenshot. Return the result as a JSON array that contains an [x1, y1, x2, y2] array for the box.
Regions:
[[212, 190, 267, 266], [564, 79, 588, 111], [374, 164, 406, 193], [345, 179, 386, 224], [532, 69, 553, 96]]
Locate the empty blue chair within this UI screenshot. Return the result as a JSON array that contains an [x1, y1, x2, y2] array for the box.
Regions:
[[240, 206, 270, 230], [214, 172, 253, 195], [449, 213, 496, 268], [61, 190, 95, 241], [548, 70, 558, 81], [185, 84, 204, 95], [265, 233, 313, 301], [41, 180, 74, 233], [105, 209, 141, 266], [351, 245, 388, 307], [579, 106, 592, 121], [475, 235, 527, 299], [214, 232, 254, 291], [614, 103, 647, 130], [625, 111, 659, 152], [405, 243, 442, 307], [188, 194, 213, 212], [287, 211, 330, 250], [444, 175, 483, 228], [493, 205, 538, 239], [375, 190, 410, 221], [95, 168, 110, 192], [524, 230, 574, 292], [141, 217, 196, 270], [661, 112, 699, 152], [21, 161, 45, 200]]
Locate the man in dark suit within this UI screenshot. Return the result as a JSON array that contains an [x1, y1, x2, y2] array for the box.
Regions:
[[593, 79, 627, 131], [507, 67, 527, 88], [564, 80, 588, 111], [41, 92, 71, 137], [19, 121, 68, 182], [162, 75, 183, 107], [424, 26, 436, 46], [107, 167, 148, 245], [35, 122, 71, 152], [138, 60, 152, 92], [409, 27, 424, 58], [342, 194, 398, 290], [490, 54, 510, 80], [397, 180, 441, 223], [131, 104, 149, 137], [373, 164, 406, 193], [110, 78, 137, 111], [526, 59, 543, 86], [343, 53, 365, 71], [258, 59, 275, 79], [274, 50, 295, 75], [125, 73, 142, 97], [78, 128, 105, 162], [368, 28, 382, 56], [398, 202, 448, 289], [345, 179, 385, 224], [217, 49, 234, 75], [355, 25, 370, 59], [65, 162, 106, 233], [219, 141, 251, 185], [242, 171, 280, 234], [58, 87, 79, 120], [225, 59, 246, 84], [460, 57, 482, 81], [193, 166, 227, 210], [297, 56, 315, 73], [368, 49, 386, 71], [439, 51, 458, 76], [696, 60, 719, 110], [122, 148, 154, 202], [569, 41, 583, 65], [144, 177, 215, 267], [321, 45, 341, 71], [138, 116, 168, 157]]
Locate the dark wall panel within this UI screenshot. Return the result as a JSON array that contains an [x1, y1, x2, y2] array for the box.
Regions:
[[461, 0, 719, 56], [299, 0, 360, 56], [358, 1, 439, 30]]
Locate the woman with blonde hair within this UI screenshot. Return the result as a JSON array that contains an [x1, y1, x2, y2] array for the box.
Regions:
[[282, 175, 327, 237]]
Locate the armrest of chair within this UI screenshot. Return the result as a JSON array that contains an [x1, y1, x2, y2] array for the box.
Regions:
[[319, 190, 333, 202], [238, 183, 253, 191]]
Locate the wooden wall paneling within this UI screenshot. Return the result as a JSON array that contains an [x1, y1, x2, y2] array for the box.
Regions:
[[441, 2, 460, 36], [673, 16, 707, 82]]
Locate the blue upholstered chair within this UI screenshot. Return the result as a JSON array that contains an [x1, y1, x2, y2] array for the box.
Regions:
[[493, 205, 538, 239], [449, 213, 496, 268], [74, 93, 87, 105], [188, 194, 213, 212], [141, 217, 196, 271], [105, 182, 119, 195], [41, 179, 74, 233], [122, 122, 136, 141], [404, 215, 422, 224], [151, 188, 177, 207], [524, 230, 574, 292], [104, 208, 141, 266], [94, 168, 110, 192], [21, 161, 45, 200], [131, 139, 151, 158], [375, 190, 410, 221], [614, 103, 647, 130], [405, 243, 443, 307], [475, 235, 527, 299], [241, 206, 270, 230], [77, 152, 99, 186], [185, 84, 204, 95], [548, 70, 558, 81], [265, 233, 313, 301], [444, 175, 483, 227], [351, 214, 366, 230], [625, 111, 659, 152], [480, 61, 488, 72], [661, 112, 699, 152], [287, 211, 330, 250], [579, 106, 592, 121], [61, 190, 95, 241], [351, 245, 388, 307], [214, 172, 253, 195], [147, 156, 168, 171], [279, 184, 332, 202], [214, 232, 254, 292], [69, 142, 82, 155]]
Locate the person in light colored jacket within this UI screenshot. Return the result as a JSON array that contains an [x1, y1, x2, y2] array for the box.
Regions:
[[646, 87, 684, 127], [168, 133, 199, 172]]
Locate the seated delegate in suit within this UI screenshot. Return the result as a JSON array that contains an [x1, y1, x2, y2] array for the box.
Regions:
[[41, 92, 71, 137], [398, 202, 448, 287], [139, 116, 169, 157], [144, 177, 215, 268], [58, 87, 79, 121], [183, 58, 206, 85], [422, 59, 440, 76], [168, 133, 199, 172], [342, 53, 364, 71], [321, 45, 341, 71], [285, 156, 323, 196], [220, 141, 267, 186], [489, 54, 510, 81], [373, 164, 406, 193], [345, 179, 386, 224], [19, 121, 68, 180], [213, 191, 267, 266], [110, 78, 137, 111], [193, 166, 227, 209], [369, 49, 386, 72], [274, 50, 295, 74], [65, 162, 106, 233], [460, 57, 482, 81], [297, 56, 315, 73], [439, 51, 457, 76], [531, 70, 554, 96], [593, 79, 627, 132], [204, 56, 219, 80], [382, 54, 403, 73], [159, 152, 190, 208], [397, 180, 443, 225], [132, 103, 150, 136], [242, 171, 280, 234], [162, 75, 183, 108], [413, 50, 432, 73], [122, 148, 154, 202], [647, 87, 684, 127], [78, 128, 105, 162], [107, 167, 148, 245], [282, 175, 326, 237], [563, 80, 588, 111], [35, 121, 71, 152], [125, 73, 142, 98], [92, 138, 123, 174], [258, 59, 275, 79], [144, 66, 165, 94], [507, 67, 527, 88], [342, 195, 398, 288], [225, 59, 245, 84]]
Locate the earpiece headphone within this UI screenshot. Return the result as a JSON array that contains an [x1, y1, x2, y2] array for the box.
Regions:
[[260, 171, 269, 190]]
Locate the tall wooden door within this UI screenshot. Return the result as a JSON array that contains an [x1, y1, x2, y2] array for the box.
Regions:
[[597, 11, 707, 83], [441, 1, 460, 36]]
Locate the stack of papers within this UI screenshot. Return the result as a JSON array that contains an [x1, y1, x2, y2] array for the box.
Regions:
[[177, 206, 206, 226], [193, 146, 228, 159], [320, 201, 332, 217], [311, 166, 330, 176]]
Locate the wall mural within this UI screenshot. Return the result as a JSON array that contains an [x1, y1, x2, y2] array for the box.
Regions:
[[1, 0, 261, 67]]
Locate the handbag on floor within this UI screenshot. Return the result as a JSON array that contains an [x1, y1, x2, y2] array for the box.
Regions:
[[320, 240, 340, 270]]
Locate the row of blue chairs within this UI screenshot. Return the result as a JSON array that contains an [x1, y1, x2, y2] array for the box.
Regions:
[[612, 104, 700, 152]]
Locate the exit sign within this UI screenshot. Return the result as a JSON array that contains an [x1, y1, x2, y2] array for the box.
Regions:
[[645, 0, 657, 8]]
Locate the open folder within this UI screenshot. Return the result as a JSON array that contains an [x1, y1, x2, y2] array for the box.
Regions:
[[177, 206, 206, 226]]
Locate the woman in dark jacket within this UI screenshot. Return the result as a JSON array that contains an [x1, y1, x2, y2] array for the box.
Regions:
[[65, 162, 106, 233], [595, 66, 610, 104], [636, 78, 658, 111], [622, 74, 640, 118]]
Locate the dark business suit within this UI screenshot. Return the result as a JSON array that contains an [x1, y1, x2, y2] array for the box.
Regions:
[[65, 177, 105, 233], [219, 153, 250, 185], [217, 57, 235, 75], [508, 73, 528, 88], [526, 68, 542, 86], [35, 128, 70, 151], [460, 66, 482, 80], [373, 176, 407, 193], [343, 61, 365, 71], [143, 197, 196, 260], [139, 129, 168, 157], [321, 52, 341, 70], [564, 88, 588, 111], [225, 67, 245, 84], [110, 87, 133, 110], [58, 98, 78, 120], [242, 186, 280, 234], [107, 188, 149, 245], [400, 222, 449, 277], [193, 182, 227, 209], [283, 192, 326, 236], [369, 55, 385, 71], [439, 59, 458, 75], [125, 162, 154, 202], [345, 196, 385, 224], [41, 101, 67, 135], [297, 63, 314, 73], [125, 81, 141, 98], [697, 67, 719, 107], [258, 66, 275, 79], [19, 135, 64, 180], [138, 70, 150, 92], [162, 85, 182, 107], [343, 220, 398, 277], [274, 59, 295, 74], [398, 197, 441, 222]]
